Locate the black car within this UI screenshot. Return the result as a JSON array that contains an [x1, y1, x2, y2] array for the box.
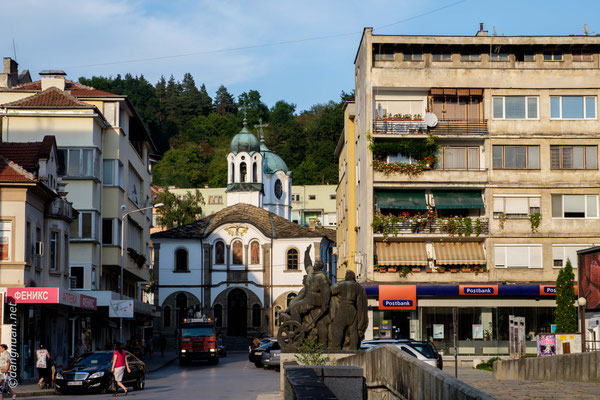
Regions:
[[55, 351, 146, 394], [217, 338, 227, 357], [249, 341, 277, 367]]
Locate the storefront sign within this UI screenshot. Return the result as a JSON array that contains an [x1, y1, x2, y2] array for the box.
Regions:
[[80, 294, 97, 310], [459, 285, 498, 295], [433, 324, 444, 339], [6, 288, 97, 310], [109, 300, 134, 318], [539, 285, 555, 295], [537, 334, 556, 356], [379, 285, 416, 310], [60, 290, 80, 307]]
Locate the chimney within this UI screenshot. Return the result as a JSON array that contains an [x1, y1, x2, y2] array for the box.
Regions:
[[40, 70, 66, 91], [476, 23, 488, 37], [0, 57, 19, 88], [308, 219, 316, 231]]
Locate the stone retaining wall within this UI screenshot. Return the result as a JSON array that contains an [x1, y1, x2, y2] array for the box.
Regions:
[[493, 351, 600, 382]]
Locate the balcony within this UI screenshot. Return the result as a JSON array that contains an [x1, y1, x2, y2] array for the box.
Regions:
[[430, 119, 488, 136], [373, 119, 428, 135], [46, 198, 77, 222], [373, 217, 489, 237]]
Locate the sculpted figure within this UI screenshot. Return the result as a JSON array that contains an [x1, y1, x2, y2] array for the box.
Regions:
[[329, 270, 368, 350]]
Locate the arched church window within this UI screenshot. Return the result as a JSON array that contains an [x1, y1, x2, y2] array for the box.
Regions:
[[274, 179, 282, 199], [250, 241, 260, 264], [287, 292, 297, 306], [240, 162, 247, 182], [175, 248, 188, 271], [215, 241, 225, 264], [252, 162, 257, 182], [232, 240, 243, 265], [274, 306, 282, 327], [287, 248, 298, 270]]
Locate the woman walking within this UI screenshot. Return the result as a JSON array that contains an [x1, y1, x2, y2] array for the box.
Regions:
[[36, 344, 50, 389], [110, 343, 130, 397]]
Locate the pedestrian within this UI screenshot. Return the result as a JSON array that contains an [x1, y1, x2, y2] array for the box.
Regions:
[[110, 343, 130, 397], [36, 344, 50, 389], [75, 339, 87, 358], [0, 344, 16, 399], [159, 334, 166, 357]]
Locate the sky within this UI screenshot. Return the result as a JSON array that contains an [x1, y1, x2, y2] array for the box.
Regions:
[[1, 0, 599, 112]]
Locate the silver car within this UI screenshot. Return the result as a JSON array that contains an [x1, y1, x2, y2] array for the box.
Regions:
[[361, 339, 438, 368], [261, 347, 281, 370]]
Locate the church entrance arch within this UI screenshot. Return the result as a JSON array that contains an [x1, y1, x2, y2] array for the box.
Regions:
[[227, 289, 247, 336]]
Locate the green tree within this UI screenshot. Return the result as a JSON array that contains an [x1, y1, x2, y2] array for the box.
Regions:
[[214, 85, 237, 115], [155, 189, 204, 229], [198, 84, 213, 116], [554, 259, 578, 333], [152, 143, 213, 187], [237, 90, 269, 126]]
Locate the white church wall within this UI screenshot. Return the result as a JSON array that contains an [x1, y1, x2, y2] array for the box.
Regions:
[[159, 287, 202, 307], [271, 238, 314, 286], [210, 283, 264, 307]]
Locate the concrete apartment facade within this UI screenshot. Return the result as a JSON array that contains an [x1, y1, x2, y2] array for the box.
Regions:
[[338, 27, 600, 356], [0, 62, 156, 352]]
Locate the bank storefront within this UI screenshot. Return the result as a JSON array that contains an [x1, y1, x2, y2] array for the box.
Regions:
[[365, 284, 560, 356]]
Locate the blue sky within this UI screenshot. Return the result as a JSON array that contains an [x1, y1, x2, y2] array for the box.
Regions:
[[1, 0, 599, 112]]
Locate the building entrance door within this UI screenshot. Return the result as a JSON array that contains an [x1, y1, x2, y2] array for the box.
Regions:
[[227, 289, 247, 336]]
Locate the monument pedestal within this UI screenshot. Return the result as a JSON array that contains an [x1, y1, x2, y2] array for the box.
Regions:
[[279, 352, 358, 392]]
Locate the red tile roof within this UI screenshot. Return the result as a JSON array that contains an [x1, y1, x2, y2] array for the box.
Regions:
[[9, 79, 93, 91], [70, 89, 121, 97], [1, 87, 95, 109], [0, 156, 35, 182], [0, 136, 56, 169]]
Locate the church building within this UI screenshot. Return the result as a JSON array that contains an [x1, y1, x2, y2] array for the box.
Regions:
[[152, 121, 336, 338]]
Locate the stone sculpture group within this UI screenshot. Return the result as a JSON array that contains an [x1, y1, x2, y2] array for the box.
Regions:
[[277, 260, 368, 352]]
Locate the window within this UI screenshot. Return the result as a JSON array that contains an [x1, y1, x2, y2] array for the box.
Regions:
[[128, 167, 143, 206], [550, 96, 596, 119], [208, 196, 223, 204], [175, 248, 189, 272], [232, 240, 243, 265], [552, 245, 589, 268], [552, 194, 598, 218], [127, 220, 142, 252], [544, 51, 563, 61], [163, 306, 172, 328], [435, 146, 479, 170], [309, 195, 316, 200], [49, 231, 59, 270], [0, 221, 11, 261], [287, 248, 299, 270], [102, 219, 114, 245], [71, 211, 99, 240], [240, 162, 247, 182], [330, 194, 336, 200], [252, 304, 261, 327], [387, 154, 418, 165], [493, 96, 538, 119], [403, 52, 422, 61], [274, 306, 282, 326], [432, 53, 451, 61], [103, 160, 123, 187], [490, 53, 509, 61], [26, 221, 31, 264], [64, 233, 69, 269], [493, 196, 541, 218], [252, 162, 257, 182], [461, 53, 480, 61], [374, 51, 394, 61], [573, 52, 593, 62], [493, 145, 539, 169], [250, 241, 260, 264], [57, 148, 99, 178], [287, 293, 297, 306], [215, 241, 225, 264], [70, 266, 85, 289], [494, 245, 542, 268], [515, 52, 535, 62], [291, 194, 300, 202], [551, 146, 597, 169]]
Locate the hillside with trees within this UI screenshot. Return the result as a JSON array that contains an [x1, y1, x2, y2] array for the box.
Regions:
[[79, 74, 351, 187]]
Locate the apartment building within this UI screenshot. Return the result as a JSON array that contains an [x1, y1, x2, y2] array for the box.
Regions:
[[337, 26, 600, 355], [0, 62, 156, 349]]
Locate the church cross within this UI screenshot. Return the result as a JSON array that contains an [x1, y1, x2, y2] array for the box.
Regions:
[[254, 118, 269, 141]]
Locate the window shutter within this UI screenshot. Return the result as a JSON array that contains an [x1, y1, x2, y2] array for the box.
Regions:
[[550, 147, 560, 169], [507, 246, 529, 267], [505, 198, 528, 214], [494, 246, 506, 267], [529, 246, 542, 268], [529, 197, 541, 208], [552, 195, 562, 217], [564, 195, 585, 214], [493, 198, 504, 213], [564, 246, 584, 268], [586, 196, 598, 218], [552, 246, 564, 265]]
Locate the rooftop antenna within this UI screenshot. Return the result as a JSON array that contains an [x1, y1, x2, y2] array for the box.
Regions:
[[584, 24, 590, 36], [12, 38, 17, 61]]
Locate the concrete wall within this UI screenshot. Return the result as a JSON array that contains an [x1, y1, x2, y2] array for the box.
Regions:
[[337, 345, 494, 400], [493, 351, 600, 382]]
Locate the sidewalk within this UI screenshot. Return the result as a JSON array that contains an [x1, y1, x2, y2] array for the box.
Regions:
[[12, 352, 178, 398]]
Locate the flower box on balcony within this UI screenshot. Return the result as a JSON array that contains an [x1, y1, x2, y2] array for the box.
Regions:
[[450, 268, 458, 273], [437, 269, 445, 273], [387, 268, 397, 273], [411, 268, 421, 273], [426, 269, 433, 273], [461, 268, 472, 273]]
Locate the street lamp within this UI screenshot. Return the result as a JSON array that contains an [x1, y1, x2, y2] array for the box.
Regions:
[[119, 202, 164, 343], [578, 296, 587, 352]]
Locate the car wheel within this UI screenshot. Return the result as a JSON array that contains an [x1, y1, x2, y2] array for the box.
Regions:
[[134, 373, 145, 391], [254, 362, 262, 368]]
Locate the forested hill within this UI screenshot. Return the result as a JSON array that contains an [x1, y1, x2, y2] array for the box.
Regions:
[[79, 74, 352, 187]]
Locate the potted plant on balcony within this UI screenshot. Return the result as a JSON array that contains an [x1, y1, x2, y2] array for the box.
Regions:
[[426, 268, 433, 273], [529, 212, 541, 233], [450, 268, 458, 273], [414, 114, 423, 121], [387, 266, 397, 273], [399, 266, 411, 278], [383, 113, 392, 121], [474, 218, 483, 236], [392, 113, 402, 121], [403, 114, 411, 121], [437, 267, 446, 273], [461, 266, 472, 273], [474, 265, 487, 274], [412, 267, 422, 273], [375, 264, 386, 273]]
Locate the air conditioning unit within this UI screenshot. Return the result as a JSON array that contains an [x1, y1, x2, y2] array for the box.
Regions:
[[34, 241, 44, 256]]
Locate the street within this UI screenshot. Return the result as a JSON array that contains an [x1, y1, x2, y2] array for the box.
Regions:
[[20, 352, 280, 400]]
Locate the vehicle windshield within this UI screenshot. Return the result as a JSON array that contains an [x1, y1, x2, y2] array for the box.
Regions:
[[257, 342, 274, 350], [409, 343, 435, 359], [73, 353, 113, 367], [182, 327, 214, 337]]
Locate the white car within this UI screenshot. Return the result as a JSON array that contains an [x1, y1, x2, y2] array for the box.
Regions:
[[361, 340, 437, 368]]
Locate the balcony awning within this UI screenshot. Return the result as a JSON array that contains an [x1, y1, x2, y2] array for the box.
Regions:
[[430, 88, 483, 96], [375, 191, 427, 210], [433, 242, 486, 265], [376, 242, 428, 266], [432, 191, 484, 209]]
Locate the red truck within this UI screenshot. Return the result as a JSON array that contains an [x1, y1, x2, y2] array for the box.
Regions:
[[179, 317, 219, 365]]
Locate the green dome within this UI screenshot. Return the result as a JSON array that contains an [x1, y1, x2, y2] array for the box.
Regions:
[[230, 123, 260, 155], [262, 149, 288, 174]]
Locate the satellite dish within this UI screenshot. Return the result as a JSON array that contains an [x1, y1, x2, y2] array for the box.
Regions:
[[424, 112, 438, 128]]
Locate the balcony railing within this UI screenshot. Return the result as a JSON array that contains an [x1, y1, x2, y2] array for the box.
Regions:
[[374, 217, 489, 236], [46, 198, 77, 221], [373, 119, 428, 135], [430, 119, 488, 136]]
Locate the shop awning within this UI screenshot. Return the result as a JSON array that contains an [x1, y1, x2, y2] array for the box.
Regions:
[[6, 288, 97, 310], [376, 242, 428, 266], [433, 242, 486, 265], [432, 191, 484, 209], [375, 191, 427, 210]]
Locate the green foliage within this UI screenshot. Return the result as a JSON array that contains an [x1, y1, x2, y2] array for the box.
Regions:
[[153, 143, 214, 188], [529, 212, 541, 233], [475, 357, 501, 371], [369, 136, 438, 161], [155, 189, 204, 229], [555, 259, 578, 333], [294, 335, 331, 366]]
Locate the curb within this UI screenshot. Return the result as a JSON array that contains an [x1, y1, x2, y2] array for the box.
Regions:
[[14, 389, 58, 398]]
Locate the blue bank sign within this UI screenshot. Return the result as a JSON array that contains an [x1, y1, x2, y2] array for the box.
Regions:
[[383, 300, 413, 307]]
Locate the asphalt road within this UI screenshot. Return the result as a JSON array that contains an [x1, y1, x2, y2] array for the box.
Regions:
[[22, 352, 280, 400]]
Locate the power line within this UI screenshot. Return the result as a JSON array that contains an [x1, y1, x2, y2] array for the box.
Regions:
[[63, 0, 467, 70]]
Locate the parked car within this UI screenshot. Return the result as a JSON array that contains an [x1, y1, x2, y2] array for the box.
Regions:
[[55, 351, 146, 394], [260, 342, 281, 370], [360, 339, 438, 368], [217, 338, 227, 357], [249, 341, 278, 367], [248, 338, 276, 364]]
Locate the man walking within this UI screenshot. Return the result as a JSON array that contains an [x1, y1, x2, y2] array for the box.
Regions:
[[0, 344, 16, 399]]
